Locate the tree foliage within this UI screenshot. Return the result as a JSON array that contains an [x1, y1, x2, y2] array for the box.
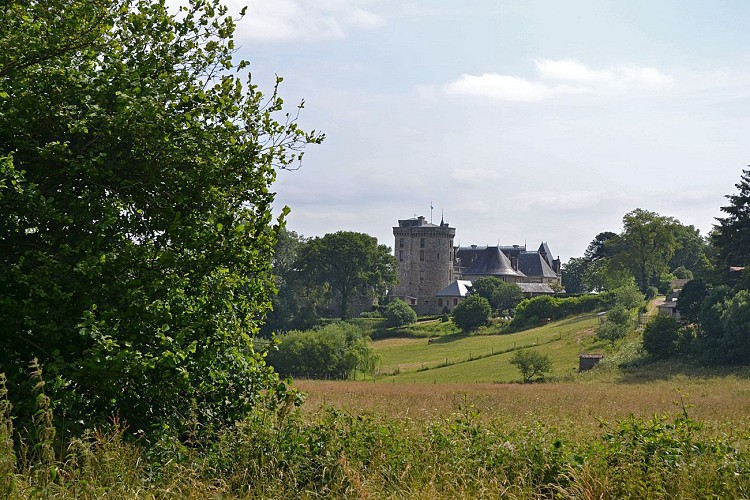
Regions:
[[0, 0, 322, 438], [383, 299, 417, 327], [451, 295, 491, 332], [297, 231, 397, 320], [613, 282, 645, 310], [643, 315, 681, 359], [676, 279, 709, 324], [471, 276, 523, 313], [261, 229, 323, 336], [719, 290, 750, 363], [267, 323, 378, 380], [510, 350, 552, 383], [611, 209, 678, 291], [562, 257, 590, 294], [713, 167, 750, 267], [584, 231, 618, 262]]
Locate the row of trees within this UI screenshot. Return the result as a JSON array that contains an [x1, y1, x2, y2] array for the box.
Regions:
[[563, 210, 709, 294]]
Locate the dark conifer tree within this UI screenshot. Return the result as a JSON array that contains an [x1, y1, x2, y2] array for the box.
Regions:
[[713, 167, 750, 267]]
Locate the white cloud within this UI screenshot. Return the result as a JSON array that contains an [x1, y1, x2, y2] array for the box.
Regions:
[[443, 59, 673, 102], [444, 74, 555, 102], [236, 0, 385, 42]]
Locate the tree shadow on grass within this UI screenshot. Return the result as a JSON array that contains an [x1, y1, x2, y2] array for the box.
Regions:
[[614, 359, 750, 384], [429, 332, 472, 344]]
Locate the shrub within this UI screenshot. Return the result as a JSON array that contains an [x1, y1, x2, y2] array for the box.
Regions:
[[613, 282, 645, 310], [510, 350, 552, 383], [597, 321, 628, 344], [383, 299, 417, 327], [699, 286, 731, 339], [607, 304, 631, 326], [268, 323, 378, 379], [645, 286, 659, 300], [451, 295, 491, 332], [643, 315, 681, 359]]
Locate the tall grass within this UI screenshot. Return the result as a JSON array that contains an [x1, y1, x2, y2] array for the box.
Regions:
[[2, 365, 749, 498]]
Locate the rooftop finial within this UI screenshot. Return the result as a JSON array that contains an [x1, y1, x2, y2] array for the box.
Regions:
[[430, 201, 434, 223]]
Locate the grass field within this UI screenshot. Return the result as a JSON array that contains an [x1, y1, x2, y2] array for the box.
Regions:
[[6, 310, 750, 498], [295, 370, 750, 437], [296, 308, 750, 439], [374, 313, 607, 382]]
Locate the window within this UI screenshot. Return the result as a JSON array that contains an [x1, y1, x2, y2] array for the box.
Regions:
[[420, 238, 425, 248], [437, 253, 440, 260], [399, 238, 404, 248], [438, 298, 443, 307], [420, 250, 425, 261], [453, 298, 458, 306], [419, 271, 425, 281], [399, 250, 403, 261]]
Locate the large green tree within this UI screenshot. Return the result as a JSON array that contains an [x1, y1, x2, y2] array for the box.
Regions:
[[261, 228, 323, 336], [0, 0, 321, 437], [713, 167, 750, 268], [611, 209, 678, 291], [584, 231, 618, 262], [297, 231, 397, 320]]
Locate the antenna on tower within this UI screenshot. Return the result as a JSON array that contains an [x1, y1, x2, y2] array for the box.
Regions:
[[430, 201, 434, 223]]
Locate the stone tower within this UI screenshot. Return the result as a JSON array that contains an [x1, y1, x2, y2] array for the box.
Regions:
[[392, 216, 455, 315]]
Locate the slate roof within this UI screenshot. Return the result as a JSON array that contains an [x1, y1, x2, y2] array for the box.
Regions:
[[463, 247, 526, 278], [435, 280, 473, 297], [538, 242, 555, 268], [518, 252, 558, 279]]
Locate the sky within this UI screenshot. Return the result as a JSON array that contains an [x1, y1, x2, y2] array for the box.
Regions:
[[226, 0, 750, 260]]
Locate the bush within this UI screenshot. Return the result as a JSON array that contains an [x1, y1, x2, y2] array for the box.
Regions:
[[268, 323, 378, 379], [607, 304, 631, 326], [643, 315, 681, 359], [597, 321, 628, 343], [645, 286, 659, 300], [613, 282, 645, 310], [383, 299, 417, 327], [451, 295, 491, 332]]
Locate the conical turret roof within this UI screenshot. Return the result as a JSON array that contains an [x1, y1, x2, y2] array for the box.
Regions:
[[464, 246, 526, 278]]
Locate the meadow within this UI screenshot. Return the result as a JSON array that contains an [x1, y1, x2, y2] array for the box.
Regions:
[[5, 312, 750, 498]]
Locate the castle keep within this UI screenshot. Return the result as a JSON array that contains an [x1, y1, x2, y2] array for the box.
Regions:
[[392, 215, 562, 315]]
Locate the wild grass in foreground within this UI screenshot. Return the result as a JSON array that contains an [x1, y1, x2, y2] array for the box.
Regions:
[[3, 371, 750, 498]]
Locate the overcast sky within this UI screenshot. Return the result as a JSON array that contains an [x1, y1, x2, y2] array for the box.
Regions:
[[227, 0, 750, 260]]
